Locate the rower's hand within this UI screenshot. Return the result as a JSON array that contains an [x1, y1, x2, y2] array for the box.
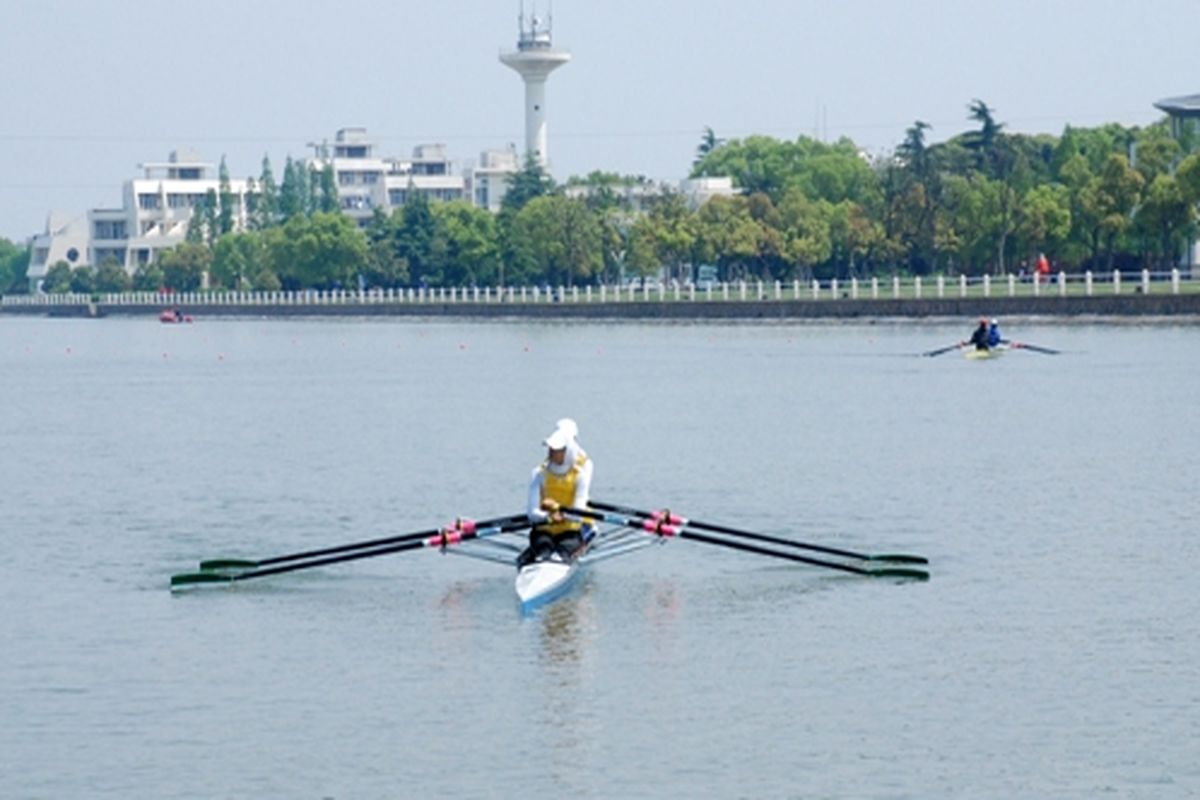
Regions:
[[540, 498, 563, 521]]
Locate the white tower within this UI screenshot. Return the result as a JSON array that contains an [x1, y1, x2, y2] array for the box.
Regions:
[[500, 5, 570, 168]]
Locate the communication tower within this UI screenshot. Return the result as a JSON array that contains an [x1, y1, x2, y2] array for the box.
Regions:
[[499, 4, 571, 168]]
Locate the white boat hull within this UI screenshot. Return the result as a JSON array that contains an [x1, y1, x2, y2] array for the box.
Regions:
[[515, 554, 580, 611]]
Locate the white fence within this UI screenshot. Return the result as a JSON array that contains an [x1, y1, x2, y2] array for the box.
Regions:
[[2, 268, 1194, 309]]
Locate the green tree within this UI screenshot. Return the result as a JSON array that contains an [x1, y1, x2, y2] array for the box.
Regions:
[[185, 194, 208, 244], [776, 189, 833, 280], [68, 266, 95, 294], [363, 209, 410, 288], [1091, 153, 1144, 269], [256, 155, 279, 228], [508, 195, 603, 286], [264, 212, 367, 290], [0, 237, 31, 292], [132, 261, 165, 291], [394, 192, 448, 285], [963, 99, 1008, 179], [318, 163, 339, 214], [636, 193, 696, 282], [1134, 173, 1194, 269], [1016, 184, 1072, 262], [1132, 125, 1182, 185], [694, 126, 725, 168], [501, 153, 556, 213], [211, 231, 266, 290], [218, 155, 234, 236], [279, 156, 306, 219], [432, 200, 500, 285], [94, 256, 132, 292], [693, 195, 768, 281], [156, 242, 211, 291], [42, 260, 73, 293]]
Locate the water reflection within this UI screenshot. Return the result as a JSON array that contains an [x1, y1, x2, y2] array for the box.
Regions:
[[537, 593, 590, 669]]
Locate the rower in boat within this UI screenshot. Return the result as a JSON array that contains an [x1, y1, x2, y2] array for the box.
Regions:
[[988, 318, 1004, 347], [964, 317, 990, 352], [518, 418, 595, 569]]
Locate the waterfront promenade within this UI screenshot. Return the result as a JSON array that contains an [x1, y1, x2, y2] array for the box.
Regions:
[[4, 269, 1199, 320]]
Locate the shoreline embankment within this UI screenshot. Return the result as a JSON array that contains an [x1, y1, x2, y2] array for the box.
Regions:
[[3, 292, 1200, 321]]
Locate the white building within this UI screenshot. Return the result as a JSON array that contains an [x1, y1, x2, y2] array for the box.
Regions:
[[470, 147, 521, 212], [25, 131, 522, 289], [309, 128, 467, 225], [26, 211, 89, 289], [562, 175, 738, 211], [25, 150, 252, 290]]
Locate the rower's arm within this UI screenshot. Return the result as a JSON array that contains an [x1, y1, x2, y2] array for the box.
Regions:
[[573, 458, 594, 509], [527, 468, 549, 523]]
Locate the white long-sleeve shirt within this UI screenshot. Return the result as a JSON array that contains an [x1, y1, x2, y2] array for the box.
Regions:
[[526, 446, 593, 524]]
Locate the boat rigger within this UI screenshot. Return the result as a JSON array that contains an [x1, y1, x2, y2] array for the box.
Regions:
[[169, 503, 929, 612]]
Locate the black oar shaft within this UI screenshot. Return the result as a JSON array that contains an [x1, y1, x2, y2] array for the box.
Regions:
[[207, 512, 528, 569], [589, 500, 926, 564], [1014, 342, 1059, 354], [174, 519, 532, 588], [232, 519, 532, 579], [677, 529, 873, 575], [235, 539, 429, 580], [922, 342, 962, 357], [565, 506, 927, 579]]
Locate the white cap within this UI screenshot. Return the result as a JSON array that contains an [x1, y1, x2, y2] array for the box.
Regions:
[[544, 427, 570, 450], [554, 418, 578, 440]]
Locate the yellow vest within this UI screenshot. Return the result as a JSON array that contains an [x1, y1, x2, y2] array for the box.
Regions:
[[539, 453, 588, 535]]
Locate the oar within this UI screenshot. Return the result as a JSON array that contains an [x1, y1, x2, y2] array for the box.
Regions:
[[198, 512, 529, 572], [1009, 341, 1059, 355], [922, 342, 964, 357], [566, 507, 928, 581], [172, 518, 531, 590], [590, 500, 927, 565]]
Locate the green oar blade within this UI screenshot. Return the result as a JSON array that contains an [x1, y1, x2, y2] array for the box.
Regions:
[[867, 567, 930, 581], [199, 558, 260, 571], [866, 554, 929, 565], [171, 572, 235, 590]]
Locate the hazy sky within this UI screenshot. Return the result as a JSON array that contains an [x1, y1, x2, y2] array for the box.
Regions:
[[1, 0, 1195, 241]]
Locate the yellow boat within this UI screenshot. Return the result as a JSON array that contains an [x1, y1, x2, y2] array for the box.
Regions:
[[964, 344, 1009, 360]]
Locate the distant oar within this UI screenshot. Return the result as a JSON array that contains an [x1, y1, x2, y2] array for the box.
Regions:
[[1010, 341, 1060, 355], [922, 342, 964, 357], [590, 500, 928, 565], [567, 507, 928, 581], [171, 518, 531, 590], [199, 512, 529, 572]]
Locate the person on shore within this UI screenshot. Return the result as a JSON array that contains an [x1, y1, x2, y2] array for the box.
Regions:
[[1036, 253, 1051, 283], [988, 318, 1004, 347], [964, 317, 991, 351], [518, 419, 595, 568]]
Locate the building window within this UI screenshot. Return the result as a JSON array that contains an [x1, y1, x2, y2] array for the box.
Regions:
[[93, 221, 127, 240], [389, 189, 407, 206], [338, 172, 356, 186], [362, 172, 379, 185], [138, 194, 162, 210]]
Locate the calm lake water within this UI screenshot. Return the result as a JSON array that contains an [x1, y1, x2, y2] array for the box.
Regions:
[[1, 315, 1197, 799]]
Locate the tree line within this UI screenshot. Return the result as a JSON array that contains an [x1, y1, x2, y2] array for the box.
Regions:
[[13, 100, 1200, 295]]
